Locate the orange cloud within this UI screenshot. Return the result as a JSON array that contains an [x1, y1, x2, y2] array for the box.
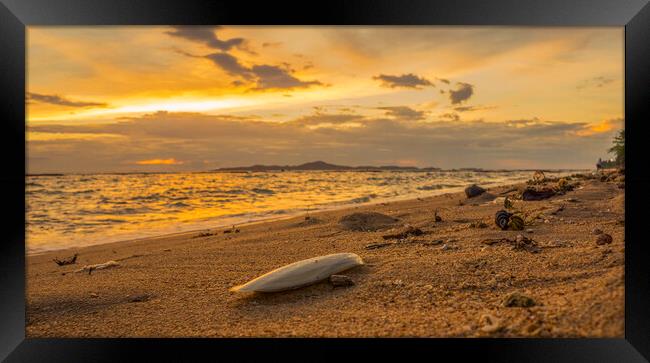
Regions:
[[135, 158, 183, 165], [575, 118, 622, 136]]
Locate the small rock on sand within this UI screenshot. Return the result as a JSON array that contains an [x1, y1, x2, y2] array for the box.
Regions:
[[330, 275, 355, 287], [465, 184, 486, 198], [479, 313, 502, 333], [339, 212, 399, 231], [522, 188, 556, 201], [502, 292, 537, 307], [89, 293, 99, 298], [591, 228, 603, 235], [596, 233, 613, 245]]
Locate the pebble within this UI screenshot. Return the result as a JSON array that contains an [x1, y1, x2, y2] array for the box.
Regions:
[[465, 184, 486, 198], [479, 313, 502, 333], [329, 275, 355, 287], [90, 293, 99, 298], [591, 228, 603, 235], [502, 292, 537, 307], [526, 229, 534, 233], [596, 234, 613, 245], [544, 219, 550, 224]]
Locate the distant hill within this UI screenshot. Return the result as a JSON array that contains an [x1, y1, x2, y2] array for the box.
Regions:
[[212, 161, 441, 172]]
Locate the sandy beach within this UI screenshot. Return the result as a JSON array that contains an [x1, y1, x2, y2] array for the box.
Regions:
[[26, 173, 625, 337]]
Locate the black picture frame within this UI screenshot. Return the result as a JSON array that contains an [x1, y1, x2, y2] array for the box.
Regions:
[[1, 0, 649, 361]]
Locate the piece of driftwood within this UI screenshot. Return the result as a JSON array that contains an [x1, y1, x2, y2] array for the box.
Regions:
[[75, 260, 120, 274], [365, 242, 395, 250]]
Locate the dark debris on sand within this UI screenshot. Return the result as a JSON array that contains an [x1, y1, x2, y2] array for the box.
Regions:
[[53, 253, 78, 266], [382, 225, 424, 240], [464, 184, 486, 198], [502, 292, 538, 307], [482, 235, 540, 253]]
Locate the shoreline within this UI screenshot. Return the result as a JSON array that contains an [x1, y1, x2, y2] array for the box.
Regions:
[[26, 175, 624, 337], [27, 177, 566, 255]]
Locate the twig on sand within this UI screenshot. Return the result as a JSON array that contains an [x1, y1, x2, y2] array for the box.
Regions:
[[74, 260, 120, 274], [53, 253, 78, 266], [365, 238, 444, 250], [365, 242, 395, 250]]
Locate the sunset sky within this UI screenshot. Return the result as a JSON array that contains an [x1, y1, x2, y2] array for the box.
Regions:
[[27, 26, 624, 173]]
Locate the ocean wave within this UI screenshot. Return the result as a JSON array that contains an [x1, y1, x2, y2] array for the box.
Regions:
[[131, 193, 162, 201], [78, 206, 156, 215], [347, 194, 378, 204], [70, 189, 97, 194], [95, 218, 128, 224], [223, 189, 246, 194], [417, 184, 461, 191], [166, 202, 190, 208], [251, 188, 275, 195]]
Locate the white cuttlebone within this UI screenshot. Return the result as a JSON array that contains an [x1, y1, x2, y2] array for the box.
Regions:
[[231, 253, 364, 293]]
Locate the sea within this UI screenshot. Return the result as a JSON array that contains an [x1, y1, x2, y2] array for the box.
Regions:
[[26, 170, 580, 254]]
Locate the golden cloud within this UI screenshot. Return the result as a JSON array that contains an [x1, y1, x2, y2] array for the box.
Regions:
[[575, 118, 623, 136], [135, 158, 184, 165]]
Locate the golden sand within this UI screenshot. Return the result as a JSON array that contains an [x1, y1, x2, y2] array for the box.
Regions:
[[26, 178, 624, 337]]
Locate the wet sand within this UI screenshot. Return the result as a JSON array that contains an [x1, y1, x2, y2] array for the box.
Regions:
[[26, 174, 625, 337]]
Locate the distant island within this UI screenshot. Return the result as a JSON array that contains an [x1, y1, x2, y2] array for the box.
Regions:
[[212, 161, 441, 173], [210, 160, 585, 173]]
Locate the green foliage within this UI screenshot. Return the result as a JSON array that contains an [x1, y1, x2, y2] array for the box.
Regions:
[[608, 129, 625, 166]]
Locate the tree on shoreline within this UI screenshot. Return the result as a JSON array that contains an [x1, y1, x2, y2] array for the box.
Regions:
[[608, 129, 625, 166]]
